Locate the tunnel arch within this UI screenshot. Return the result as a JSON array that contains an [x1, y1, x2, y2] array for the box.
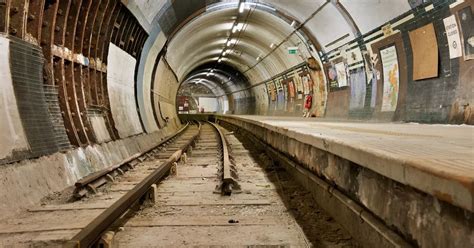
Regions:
[[0, 1, 473, 246]]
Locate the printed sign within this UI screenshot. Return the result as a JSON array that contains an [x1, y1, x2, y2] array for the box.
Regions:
[[380, 46, 399, 112], [443, 15, 463, 59]]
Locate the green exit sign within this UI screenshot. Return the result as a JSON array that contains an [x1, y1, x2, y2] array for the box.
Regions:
[[288, 47, 298, 54]]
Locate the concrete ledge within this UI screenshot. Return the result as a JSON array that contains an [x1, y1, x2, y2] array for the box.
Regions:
[[217, 115, 474, 248], [217, 115, 473, 212]]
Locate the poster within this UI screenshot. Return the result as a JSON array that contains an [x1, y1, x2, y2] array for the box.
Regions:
[[458, 6, 474, 60], [380, 46, 399, 112], [335, 62, 348, 87], [288, 79, 296, 98], [364, 52, 379, 108], [327, 66, 338, 89], [282, 79, 288, 101], [443, 15, 463, 59], [267, 81, 276, 101], [294, 73, 304, 99], [276, 79, 285, 111], [275, 78, 283, 92], [349, 68, 367, 110], [408, 23, 438, 80]]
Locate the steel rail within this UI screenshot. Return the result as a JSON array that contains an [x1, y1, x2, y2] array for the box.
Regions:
[[69, 122, 202, 247], [209, 122, 235, 195], [73, 123, 190, 198]]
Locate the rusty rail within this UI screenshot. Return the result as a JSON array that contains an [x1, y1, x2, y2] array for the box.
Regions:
[[73, 123, 190, 198], [209, 122, 238, 195], [69, 122, 202, 247]]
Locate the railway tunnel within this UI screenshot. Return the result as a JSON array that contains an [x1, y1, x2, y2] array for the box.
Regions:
[[0, 0, 473, 247]]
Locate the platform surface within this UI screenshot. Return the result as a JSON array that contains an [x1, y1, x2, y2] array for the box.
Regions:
[[220, 115, 474, 212]]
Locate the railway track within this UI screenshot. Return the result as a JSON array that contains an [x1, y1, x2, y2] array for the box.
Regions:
[[0, 121, 359, 247], [0, 122, 200, 247]]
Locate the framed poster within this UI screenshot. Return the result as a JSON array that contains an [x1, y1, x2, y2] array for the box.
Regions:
[[458, 6, 474, 60], [335, 62, 348, 87], [380, 46, 399, 112]]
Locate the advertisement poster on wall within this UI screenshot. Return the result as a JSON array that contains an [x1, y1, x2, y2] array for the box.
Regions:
[[327, 65, 338, 89], [282, 79, 289, 111], [335, 62, 348, 87], [288, 79, 296, 99], [380, 45, 399, 112], [458, 6, 474, 60], [349, 68, 367, 110], [282, 79, 288, 101], [286, 79, 296, 113], [294, 73, 304, 99], [267, 81, 276, 101], [275, 79, 285, 111]]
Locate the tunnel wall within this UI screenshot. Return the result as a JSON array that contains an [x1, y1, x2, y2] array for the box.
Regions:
[[0, 0, 183, 215], [219, 1, 473, 124], [152, 57, 181, 127]]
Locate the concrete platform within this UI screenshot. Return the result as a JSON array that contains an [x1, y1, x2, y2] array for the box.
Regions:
[[218, 115, 474, 212]]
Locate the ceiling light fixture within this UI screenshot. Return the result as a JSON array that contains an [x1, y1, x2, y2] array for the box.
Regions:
[[270, 43, 275, 49], [239, 2, 245, 13], [232, 23, 243, 33]]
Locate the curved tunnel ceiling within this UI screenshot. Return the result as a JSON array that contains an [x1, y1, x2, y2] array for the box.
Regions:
[[165, 3, 306, 84]]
